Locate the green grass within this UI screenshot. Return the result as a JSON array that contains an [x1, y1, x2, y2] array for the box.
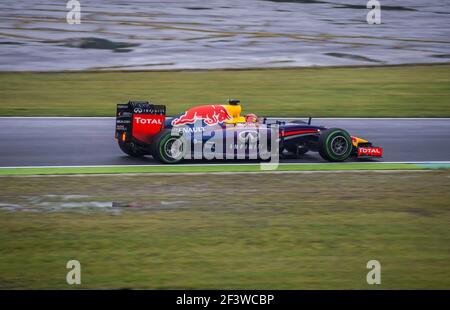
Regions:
[[0, 162, 447, 175], [0, 171, 449, 289], [1, 64, 449, 117]]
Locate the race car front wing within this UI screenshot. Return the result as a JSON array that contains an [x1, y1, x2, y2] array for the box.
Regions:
[[357, 146, 383, 158]]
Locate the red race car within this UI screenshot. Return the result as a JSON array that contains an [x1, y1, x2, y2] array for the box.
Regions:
[[115, 100, 383, 163]]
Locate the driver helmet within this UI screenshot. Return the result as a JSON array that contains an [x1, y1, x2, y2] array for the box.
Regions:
[[245, 113, 258, 123]]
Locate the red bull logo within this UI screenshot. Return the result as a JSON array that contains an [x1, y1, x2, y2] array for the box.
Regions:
[[171, 105, 231, 126]]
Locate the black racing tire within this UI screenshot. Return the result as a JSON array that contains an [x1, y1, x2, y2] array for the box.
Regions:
[[118, 140, 145, 157], [318, 128, 353, 162], [151, 130, 185, 164]]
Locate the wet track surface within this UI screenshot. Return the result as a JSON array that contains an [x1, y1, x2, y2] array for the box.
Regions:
[[0, 118, 449, 167], [1, 0, 449, 71]]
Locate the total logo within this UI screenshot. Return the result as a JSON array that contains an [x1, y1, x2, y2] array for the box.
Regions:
[[358, 147, 383, 157], [134, 117, 162, 125]]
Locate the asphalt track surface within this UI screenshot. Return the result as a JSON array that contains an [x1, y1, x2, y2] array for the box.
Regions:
[[0, 118, 449, 167]]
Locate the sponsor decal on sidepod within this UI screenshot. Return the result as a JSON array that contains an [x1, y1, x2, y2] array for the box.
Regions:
[[171, 105, 231, 126]]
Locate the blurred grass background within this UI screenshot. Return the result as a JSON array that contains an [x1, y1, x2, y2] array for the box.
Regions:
[[0, 171, 449, 289], [0, 64, 449, 117]]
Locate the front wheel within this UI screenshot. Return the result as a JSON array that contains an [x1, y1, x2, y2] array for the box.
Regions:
[[318, 128, 353, 162]]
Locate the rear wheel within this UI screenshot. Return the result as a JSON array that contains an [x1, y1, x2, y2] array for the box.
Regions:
[[319, 128, 352, 162], [151, 130, 185, 164], [118, 140, 145, 157]]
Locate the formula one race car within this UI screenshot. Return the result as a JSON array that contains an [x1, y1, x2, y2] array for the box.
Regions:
[[115, 99, 383, 163]]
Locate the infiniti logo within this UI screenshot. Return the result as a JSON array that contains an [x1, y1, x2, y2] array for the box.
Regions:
[[238, 130, 258, 143], [134, 108, 143, 113]]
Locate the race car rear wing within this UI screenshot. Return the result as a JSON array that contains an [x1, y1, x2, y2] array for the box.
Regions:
[[115, 101, 166, 144]]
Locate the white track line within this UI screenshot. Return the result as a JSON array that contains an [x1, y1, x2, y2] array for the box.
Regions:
[[1, 161, 449, 169]]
